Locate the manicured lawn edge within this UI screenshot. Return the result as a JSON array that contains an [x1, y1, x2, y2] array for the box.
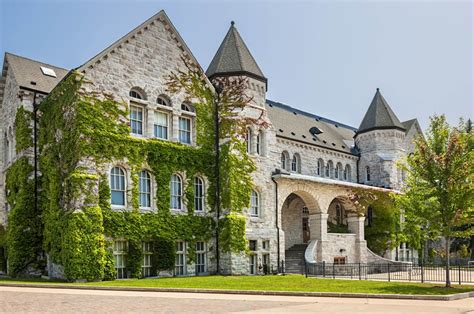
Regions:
[[0, 282, 473, 301], [1, 275, 474, 301]]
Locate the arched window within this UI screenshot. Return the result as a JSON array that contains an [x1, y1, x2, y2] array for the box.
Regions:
[[129, 88, 144, 100], [157, 95, 170, 106], [170, 174, 183, 210], [344, 164, 351, 181], [256, 131, 261, 155], [110, 167, 126, 206], [335, 163, 342, 179], [317, 159, 324, 176], [366, 166, 371, 181], [181, 102, 194, 112], [250, 190, 260, 217], [194, 176, 204, 212], [291, 154, 301, 173], [281, 151, 289, 170], [326, 161, 334, 178], [139, 171, 151, 208], [245, 128, 253, 153]]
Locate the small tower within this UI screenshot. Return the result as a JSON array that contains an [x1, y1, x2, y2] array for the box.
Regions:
[[206, 21, 267, 108], [355, 89, 406, 190]]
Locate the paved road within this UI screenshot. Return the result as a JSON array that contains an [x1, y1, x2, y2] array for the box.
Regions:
[[0, 286, 473, 313]]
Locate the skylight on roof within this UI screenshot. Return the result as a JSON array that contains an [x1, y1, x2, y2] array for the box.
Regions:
[[40, 66, 57, 77]]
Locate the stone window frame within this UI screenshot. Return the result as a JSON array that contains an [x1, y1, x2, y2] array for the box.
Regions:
[[170, 173, 184, 210], [129, 87, 146, 100], [138, 170, 152, 210], [129, 103, 145, 136], [250, 190, 260, 217], [326, 160, 334, 178], [194, 176, 205, 212], [245, 127, 253, 154], [195, 241, 207, 275], [316, 158, 324, 176], [343, 164, 351, 181], [110, 166, 127, 208], [291, 153, 301, 173], [281, 151, 290, 171], [335, 162, 343, 180], [175, 241, 186, 276]]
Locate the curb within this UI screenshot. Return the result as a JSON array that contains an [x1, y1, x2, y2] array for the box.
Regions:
[[0, 283, 473, 301]]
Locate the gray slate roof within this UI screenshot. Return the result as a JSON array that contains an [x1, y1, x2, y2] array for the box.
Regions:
[[266, 100, 357, 155], [4, 53, 68, 94], [206, 22, 266, 82], [356, 88, 405, 135]]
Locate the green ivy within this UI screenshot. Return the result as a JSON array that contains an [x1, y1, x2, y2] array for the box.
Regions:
[[14, 106, 33, 152], [5, 157, 42, 276]]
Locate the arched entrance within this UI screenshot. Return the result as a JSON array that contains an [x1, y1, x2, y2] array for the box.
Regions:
[[281, 193, 312, 249]]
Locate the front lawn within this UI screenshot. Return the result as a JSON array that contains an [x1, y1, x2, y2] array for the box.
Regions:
[[1, 275, 473, 295]]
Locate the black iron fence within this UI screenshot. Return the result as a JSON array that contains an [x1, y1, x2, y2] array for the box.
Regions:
[[305, 261, 474, 284]]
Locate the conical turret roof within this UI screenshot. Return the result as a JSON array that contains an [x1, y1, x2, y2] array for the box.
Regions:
[[356, 88, 405, 135], [206, 21, 266, 83]]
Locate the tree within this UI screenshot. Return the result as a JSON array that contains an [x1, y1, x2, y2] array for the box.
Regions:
[[395, 115, 474, 287]]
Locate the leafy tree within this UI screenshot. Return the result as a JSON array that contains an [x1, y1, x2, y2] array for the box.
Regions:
[[395, 115, 473, 287]]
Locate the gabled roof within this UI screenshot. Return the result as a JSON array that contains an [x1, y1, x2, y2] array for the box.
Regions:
[[2, 53, 68, 94], [266, 100, 357, 155], [206, 22, 266, 84], [356, 88, 405, 135], [77, 10, 202, 73]]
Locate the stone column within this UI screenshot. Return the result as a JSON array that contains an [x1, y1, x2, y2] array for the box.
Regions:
[[309, 212, 328, 241], [347, 214, 365, 241]]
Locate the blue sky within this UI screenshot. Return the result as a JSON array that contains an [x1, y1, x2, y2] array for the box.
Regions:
[[1, 0, 472, 130]]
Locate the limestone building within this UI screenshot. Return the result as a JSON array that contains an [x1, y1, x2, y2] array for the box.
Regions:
[[0, 10, 421, 278]]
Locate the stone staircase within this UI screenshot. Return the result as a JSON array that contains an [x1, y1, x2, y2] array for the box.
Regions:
[[284, 244, 307, 274]]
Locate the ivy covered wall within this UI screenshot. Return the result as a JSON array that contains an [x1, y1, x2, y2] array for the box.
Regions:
[[3, 70, 252, 281]]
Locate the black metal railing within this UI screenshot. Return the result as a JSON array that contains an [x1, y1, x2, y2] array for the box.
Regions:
[[305, 261, 474, 284]]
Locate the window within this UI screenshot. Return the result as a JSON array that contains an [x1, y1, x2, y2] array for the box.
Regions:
[[142, 241, 153, 277], [113, 240, 127, 279], [245, 128, 252, 153], [366, 166, 371, 181], [336, 204, 344, 225], [291, 154, 300, 173], [129, 89, 143, 99], [262, 240, 270, 251], [249, 240, 257, 251], [195, 241, 207, 274], [249, 253, 257, 275], [110, 167, 126, 206], [181, 103, 193, 112], [170, 174, 182, 210], [335, 163, 342, 179], [326, 161, 333, 178], [157, 96, 170, 106], [139, 171, 151, 208], [179, 117, 191, 144], [334, 256, 346, 265], [154, 111, 168, 140], [344, 164, 351, 181], [130, 105, 144, 135], [250, 190, 259, 217], [194, 176, 204, 212], [256, 131, 261, 155], [281, 152, 289, 170], [317, 159, 324, 176], [175, 241, 186, 276]]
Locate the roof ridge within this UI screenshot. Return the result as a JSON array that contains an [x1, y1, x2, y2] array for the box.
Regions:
[[266, 99, 357, 131], [77, 10, 203, 73], [5, 52, 68, 71]]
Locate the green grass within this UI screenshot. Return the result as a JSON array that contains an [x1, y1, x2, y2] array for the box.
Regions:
[[1, 275, 473, 295]]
